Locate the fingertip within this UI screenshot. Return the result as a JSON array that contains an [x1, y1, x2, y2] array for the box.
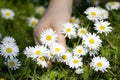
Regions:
[[56, 34, 67, 48]]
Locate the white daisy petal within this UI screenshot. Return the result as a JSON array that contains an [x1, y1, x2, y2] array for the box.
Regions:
[[0, 43, 19, 58], [0, 9, 15, 20], [94, 20, 112, 35], [36, 56, 48, 68], [62, 23, 76, 39], [73, 45, 88, 56], [40, 28, 57, 47], [50, 43, 66, 57], [35, 6, 46, 15], [75, 68, 83, 74], [70, 16, 80, 24], [1, 36, 16, 45], [66, 56, 82, 69], [106, 1, 120, 10], [30, 45, 49, 60], [82, 33, 102, 50], [84, 7, 101, 21], [5, 58, 21, 70], [27, 17, 39, 28], [57, 51, 72, 63], [90, 56, 110, 72], [77, 27, 88, 38]]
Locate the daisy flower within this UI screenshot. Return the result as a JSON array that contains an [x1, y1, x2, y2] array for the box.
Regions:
[[40, 28, 57, 46], [0, 43, 19, 58], [50, 43, 66, 57], [82, 33, 102, 50], [27, 17, 39, 28], [75, 68, 83, 74], [62, 23, 76, 39], [30, 45, 48, 59], [84, 7, 101, 21], [73, 23, 80, 29], [5, 58, 21, 70], [57, 51, 72, 63], [77, 27, 88, 38], [99, 8, 109, 20], [36, 56, 48, 68], [106, 1, 120, 10], [0, 9, 15, 20], [35, 6, 46, 15], [46, 50, 55, 61], [66, 56, 82, 69], [23, 46, 34, 58], [94, 20, 112, 35], [88, 48, 99, 56], [1, 36, 16, 45], [73, 45, 87, 57], [70, 16, 80, 24], [90, 56, 110, 72]]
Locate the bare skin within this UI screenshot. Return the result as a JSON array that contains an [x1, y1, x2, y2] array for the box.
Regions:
[[33, 0, 73, 47]]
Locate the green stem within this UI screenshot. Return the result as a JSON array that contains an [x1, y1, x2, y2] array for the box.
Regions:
[[58, 63, 66, 74], [8, 68, 15, 80], [106, 38, 115, 49], [33, 64, 37, 80], [77, 38, 81, 45]]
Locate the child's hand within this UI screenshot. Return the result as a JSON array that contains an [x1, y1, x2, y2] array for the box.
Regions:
[[33, 0, 73, 47]]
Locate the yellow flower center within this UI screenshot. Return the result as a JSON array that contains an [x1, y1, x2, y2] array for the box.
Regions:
[[71, 18, 76, 23], [80, 29, 86, 34], [55, 48, 60, 53], [97, 62, 103, 67], [77, 49, 83, 53], [110, 2, 115, 6], [5, 12, 10, 17], [46, 35, 52, 41], [73, 59, 79, 64], [35, 50, 41, 55], [39, 56, 45, 61], [62, 55, 67, 60], [32, 21, 37, 26], [99, 25, 105, 30], [66, 28, 71, 33], [0, 78, 5, 80], [6, 48, 12, 53], [91, 12, 96, 16], [89, 39, 95, 44], [38, 8, 43, 13], [9, 61, 15, 66]]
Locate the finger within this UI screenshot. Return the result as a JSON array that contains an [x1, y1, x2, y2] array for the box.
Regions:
[[33, 20, 50, 45], [57, 33, 66, 48], [34, 36, 40, 45], [52, 23, 67, 48]]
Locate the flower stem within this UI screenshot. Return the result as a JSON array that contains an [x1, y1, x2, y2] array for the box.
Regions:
[[106, 38, 115, 49], [58, 63, 66, 74], [8, 68, 15, 80], [33, 64, 37, 80]]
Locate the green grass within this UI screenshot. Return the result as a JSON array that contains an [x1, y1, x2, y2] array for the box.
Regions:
[[0, 0, 120, 80]]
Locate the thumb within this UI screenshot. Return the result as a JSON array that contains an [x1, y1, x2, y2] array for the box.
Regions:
[[57, 33, 66, 48]]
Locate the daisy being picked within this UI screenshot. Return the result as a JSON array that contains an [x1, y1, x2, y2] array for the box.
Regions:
[[40, 28, 57, 46]]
